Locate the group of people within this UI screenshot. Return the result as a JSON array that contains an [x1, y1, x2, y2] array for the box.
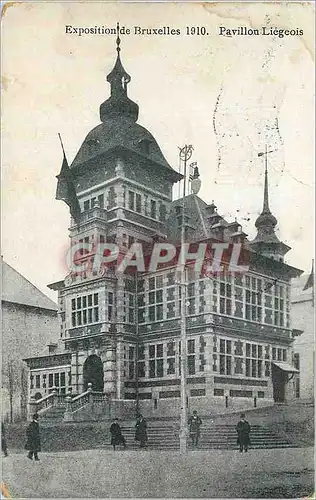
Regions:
[[110, 414, 148, 450], [111, 410, 251, 452], [1, 411, 251, 457], [189, 411, 251, 451]]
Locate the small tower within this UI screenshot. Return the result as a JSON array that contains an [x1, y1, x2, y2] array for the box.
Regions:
[[249, 158, 290, 262]]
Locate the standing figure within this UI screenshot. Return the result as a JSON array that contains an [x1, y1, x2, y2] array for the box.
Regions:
[[236, 413, 251, 453], [1, 422, 8, 457], [135, 414, 147, 448], [25, 413, 41, 461], [110, 418, 126, 450], [188, 410, 202, 447]]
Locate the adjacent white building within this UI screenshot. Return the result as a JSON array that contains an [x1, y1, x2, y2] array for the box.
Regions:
[[291, 273, 314, 400]]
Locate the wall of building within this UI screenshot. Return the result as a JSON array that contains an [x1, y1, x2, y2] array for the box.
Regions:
[[292, 297, 314, 400], [2, 301, 59, 420]]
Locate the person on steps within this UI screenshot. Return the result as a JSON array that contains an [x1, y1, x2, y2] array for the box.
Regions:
[[135, 414, 147, 448], [110, 418, 126, 450], [236, 413, 251, 453], [188, 410, 202, 448]]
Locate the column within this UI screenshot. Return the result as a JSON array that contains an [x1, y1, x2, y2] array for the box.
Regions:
[[103, 343, 117, 397], [204, 332, 214, 403], [116, 336, 125, 399]]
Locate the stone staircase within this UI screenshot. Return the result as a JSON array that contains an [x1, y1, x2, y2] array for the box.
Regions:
[[39, 404, 66, 424], [105, 423, 294, 450]]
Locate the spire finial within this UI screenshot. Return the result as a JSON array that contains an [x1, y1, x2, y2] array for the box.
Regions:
[[263, 144, 270, 213], [99, 22, 139, 122], [116, 22, 121, 54]]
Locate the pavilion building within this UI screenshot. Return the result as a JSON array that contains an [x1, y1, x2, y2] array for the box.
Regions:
[[24, 37, 302, 419]]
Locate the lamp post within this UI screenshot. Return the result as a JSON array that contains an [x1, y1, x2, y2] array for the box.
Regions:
[[178, 144, 194, 453]]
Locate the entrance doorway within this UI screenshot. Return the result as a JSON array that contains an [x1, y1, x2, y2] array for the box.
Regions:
[[83, 355, 104, 392], [272, 364, 286, 402]]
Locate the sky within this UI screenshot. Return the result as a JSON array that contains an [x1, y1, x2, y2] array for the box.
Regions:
[[2, 1, 314, 301]]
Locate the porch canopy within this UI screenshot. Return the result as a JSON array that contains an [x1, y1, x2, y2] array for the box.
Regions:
[[272, 361, 299, 373]]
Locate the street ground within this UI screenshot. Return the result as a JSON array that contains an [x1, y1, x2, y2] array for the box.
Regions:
[[1, 447, 314, 498]]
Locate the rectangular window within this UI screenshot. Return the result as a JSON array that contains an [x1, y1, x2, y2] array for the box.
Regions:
[[136, 193, 142, 213], [83, 200, 90, 211], [150, 200, 157, 218], [54, 373, 60, 387], [98, 194, 104, 208], [167, 341, 175, 356], [159, 203, 166, 222], [49, 374, 53, 387], [156, 359, 164, 377], [35, 375, 40, 388], [128, 191, 135, 210], [219, 281, 232, 315], [235, 357, 243, 375], [230, 390, 252, 398], [149, 360, 155, 378], [60, 372, 65, 387], [187, 355, 195, 375], [246, 358, 250, 377], [108, 292, 114, 321], [71, 293, 99, 326], [188, 339, 195, 354], [137, 361, 145, 378], [167, 357, 175, 375], [245, 276, 262, 322]]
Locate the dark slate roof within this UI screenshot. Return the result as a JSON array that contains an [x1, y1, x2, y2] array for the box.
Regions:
[[166, 194, 244, 244], [70, 117, 178, 176], [1, 260, 57, 311]]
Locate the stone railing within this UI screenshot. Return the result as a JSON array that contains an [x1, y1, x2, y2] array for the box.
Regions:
[[63, 383, 106, 421], [28, 387, 66, 417]]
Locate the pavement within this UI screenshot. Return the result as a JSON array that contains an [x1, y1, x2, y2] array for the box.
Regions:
[[1, 447, 314, 498]]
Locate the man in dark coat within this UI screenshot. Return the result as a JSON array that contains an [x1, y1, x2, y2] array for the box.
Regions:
[[26, 413, 41, 460], [188, 410, 202, 447], [110, 418, 126, 450], [1, 422, 8, 457], [135, 414, 147, 448], [236, 413, 251, 453]]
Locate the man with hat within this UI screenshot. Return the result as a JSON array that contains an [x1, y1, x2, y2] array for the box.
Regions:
[[25, 413, 41, 461], [236, 413, 251, 453]]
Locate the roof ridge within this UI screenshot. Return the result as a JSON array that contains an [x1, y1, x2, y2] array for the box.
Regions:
[[1, 260, 57, 310]]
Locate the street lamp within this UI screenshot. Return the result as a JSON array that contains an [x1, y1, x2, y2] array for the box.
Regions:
[[178, 145, 194, 454]]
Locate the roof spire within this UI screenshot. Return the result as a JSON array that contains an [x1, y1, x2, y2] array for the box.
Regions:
[[116, 22, 121, 54], [99, 23, 139, 122], [255, 146, 277, 231], [249, 145, 291, 261]]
